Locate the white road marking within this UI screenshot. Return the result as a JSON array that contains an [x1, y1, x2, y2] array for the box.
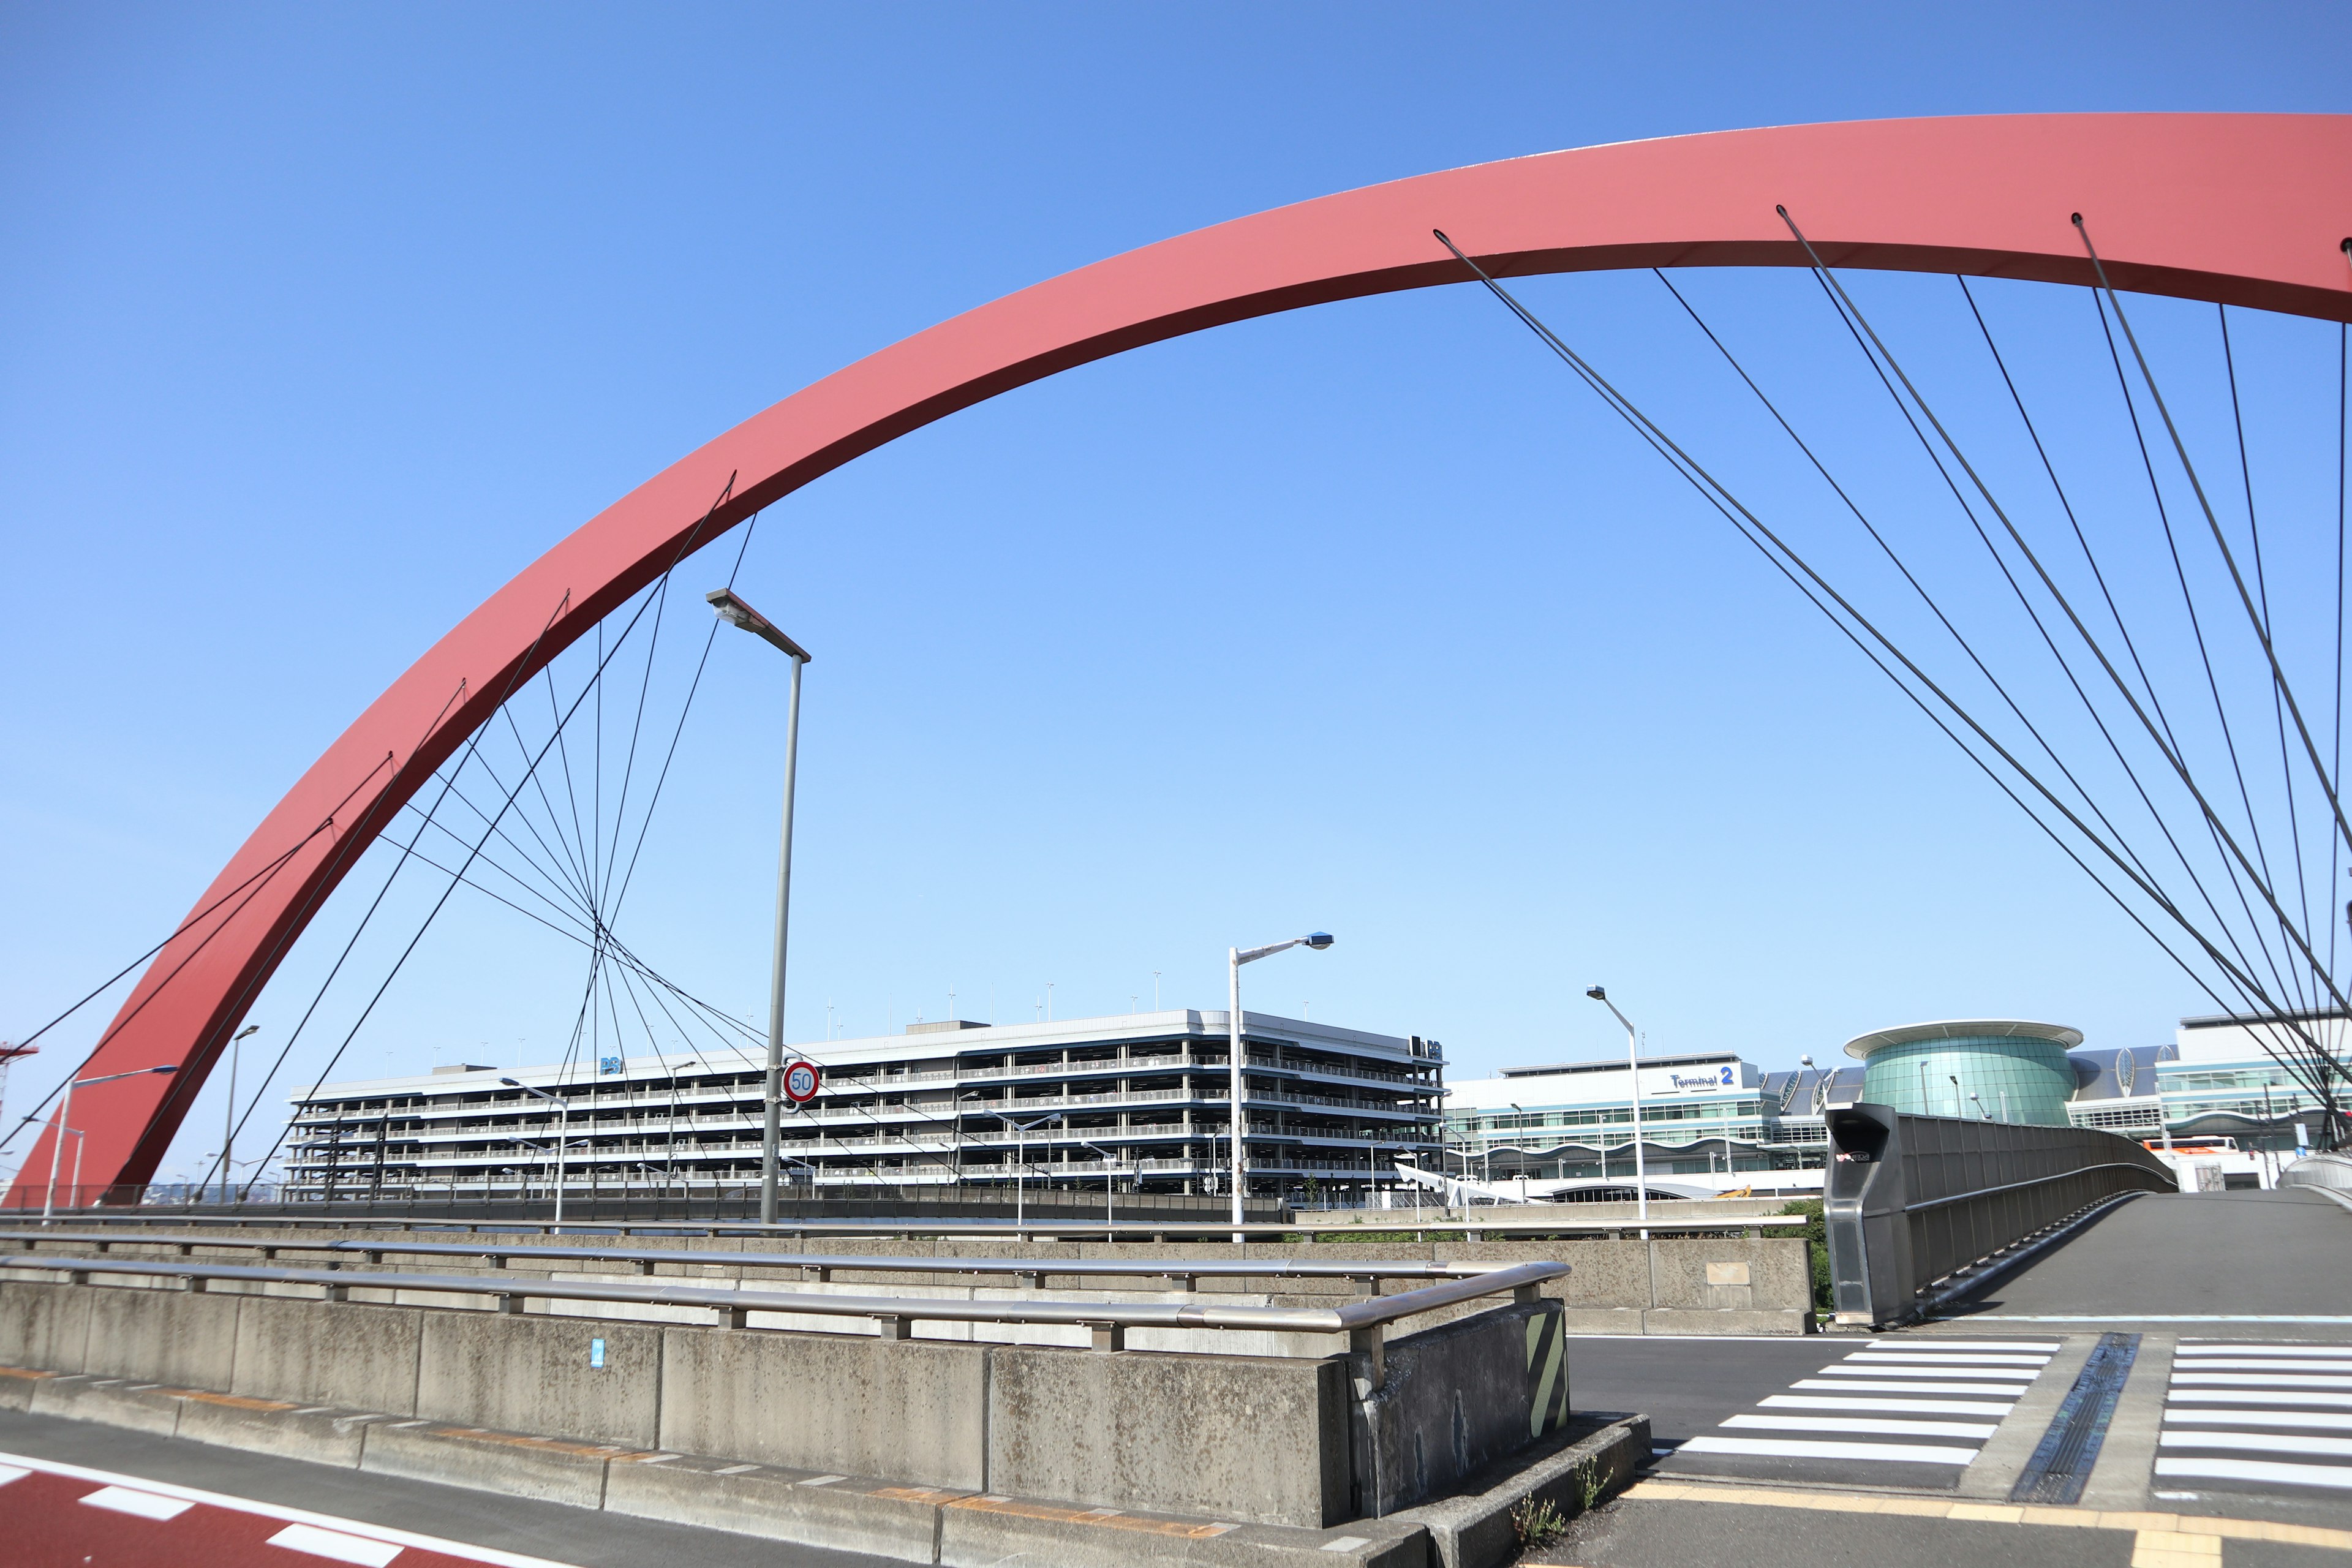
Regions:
[[1760, 1395, 2016, 1417], [266, 1522, 405, 1566], [2157, 1430, 2352, 1459], [0, 1464, 25, 1487], [2176, 1343, 2352, 1356], [1845, 1352, 2051, 1365], [1871, 1340, 2061, 1351], [1790, 1378, 2032, 1396], [2171, 1373, 2352, 1390], [80, 1485, 194, 1520], [2155, 1456, 2352, 1490], [2154, 1354, 2352, 1363], [2168, 1389, 2352, 1408], [1812, 1365, 2038, 1381], [2165, 1409, 2352, 1431], [1679, 1436, 1977, 1464], [1722, 1415, 1999, 1439]]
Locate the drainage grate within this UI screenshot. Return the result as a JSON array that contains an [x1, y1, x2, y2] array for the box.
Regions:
[[2009, 1332, 2139, 1505]]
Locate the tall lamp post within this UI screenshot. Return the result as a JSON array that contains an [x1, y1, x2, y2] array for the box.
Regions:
[[500, 1077, 571, 1230], [1584, 986, 1648, 1236], [1227, 933, 1334, 1236], [220, 1024, 258, 1204], [43, 1064, 176, 1219], [707, 587, 813, 1228]]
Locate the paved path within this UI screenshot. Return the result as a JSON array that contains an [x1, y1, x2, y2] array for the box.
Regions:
[[1934, 1189, 2352, 1332]]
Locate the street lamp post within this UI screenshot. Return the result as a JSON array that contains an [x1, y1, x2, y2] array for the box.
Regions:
[[221, 1025, 258, 1204], [968, 1104, 1059, 1227], [1227, 933, 1333, 1237], [43, 1065, 176, 1220], [1584, 987, 1649, 1236], [500, 1077, 571, 1230], [1079, 1140, 1118, 1224], [707, 587, 813, 1229]]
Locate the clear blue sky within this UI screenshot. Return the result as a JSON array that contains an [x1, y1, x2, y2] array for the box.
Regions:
[[4, 2, 2348, 1184]]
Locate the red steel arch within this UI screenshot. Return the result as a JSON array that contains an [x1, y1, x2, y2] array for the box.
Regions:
[[15, 112, 2351, 1205]]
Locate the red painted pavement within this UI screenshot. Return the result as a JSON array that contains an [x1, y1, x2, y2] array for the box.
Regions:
[[0, 1451, 579, 1568]]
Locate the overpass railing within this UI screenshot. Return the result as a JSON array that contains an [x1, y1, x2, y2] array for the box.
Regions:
[[1824, 1104, 2175, 1328], [5, 1208, 1800, 1242], [0, 1229, 1512, 1288], [2281, 1151, 2352, 1196], [0, 1253, 1566, 1378]]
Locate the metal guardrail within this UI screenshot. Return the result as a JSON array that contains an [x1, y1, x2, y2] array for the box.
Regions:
[[0, 1254, 1566, 1376], [1824, 1104, 2176, 1328], [2282, 1152, 2352, 1196], [0, 1231, 1507, 1287], [9, 1209, 1799, 1242]]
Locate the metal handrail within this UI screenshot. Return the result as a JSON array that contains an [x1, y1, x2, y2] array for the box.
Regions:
[[0, 1254, 1564, 1346], [1904, 1163, 2184, 1212], [0, 1230, 1508, 1284], [8, 1210, 1798, 1239]]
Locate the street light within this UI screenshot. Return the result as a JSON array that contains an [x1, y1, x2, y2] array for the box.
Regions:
[[500, 1077, 571, 1230], [43, 1065, 176, 1221], [1584, 986, 1649, 1235], [1969, 1092, 1994, 1121], [1079, 1140, 1119, 1225], [1227, 933, 1333, 1235], [221, 1025, 259, 1205], [965, 1101, 1060, 1227], [707, 586, 814, 1229]]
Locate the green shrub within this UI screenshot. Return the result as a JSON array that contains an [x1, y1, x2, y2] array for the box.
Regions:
[[1779, 1198, 1832, 1313]]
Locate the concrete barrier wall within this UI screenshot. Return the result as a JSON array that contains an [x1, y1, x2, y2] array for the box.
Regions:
[[0, 1276, 1560, 1526]]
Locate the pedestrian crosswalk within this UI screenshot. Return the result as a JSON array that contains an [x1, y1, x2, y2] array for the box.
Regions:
[[1669, 1338, 2057, 1478], [2157, 1340, 2352, 1495]]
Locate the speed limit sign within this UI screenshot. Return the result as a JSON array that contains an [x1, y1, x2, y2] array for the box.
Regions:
[[782, 1059, 821, 1104]]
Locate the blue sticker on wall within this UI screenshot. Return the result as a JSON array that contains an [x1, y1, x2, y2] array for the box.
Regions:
[[590, 1338, 606, 1369]]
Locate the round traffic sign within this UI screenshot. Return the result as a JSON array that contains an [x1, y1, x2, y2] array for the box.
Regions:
[[782, 1059, 821, 1104]]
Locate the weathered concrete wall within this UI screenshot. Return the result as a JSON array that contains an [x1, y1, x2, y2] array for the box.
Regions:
[[658, 1327, 987, 1490], [230, 1296, 420, 1412], [986, 1342, 1349, 1526], [416, 1311, 663, 1449], [1351, 1300, 1569, 1518], [2, 1272, 1567, 1531]]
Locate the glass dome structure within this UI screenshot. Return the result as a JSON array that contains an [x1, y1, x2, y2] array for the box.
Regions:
[[1843, 1019, 2086, 1125]]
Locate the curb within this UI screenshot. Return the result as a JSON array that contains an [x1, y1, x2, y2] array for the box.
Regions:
[[1390, 1412, 1651, 1568]]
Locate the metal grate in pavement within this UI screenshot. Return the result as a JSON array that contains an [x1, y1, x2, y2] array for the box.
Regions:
[[2009, 1330, 2139, 1504]]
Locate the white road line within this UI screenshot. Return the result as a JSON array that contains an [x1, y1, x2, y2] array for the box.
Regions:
[[1679, 1436, 1977, 1464], [266, 1522, 405, 1567], [2165, 1409, 2352, 1431], [2171, 1373, 2352, 1390], [2154, 1456, 2352, 1491], [0, 1452, 581, 1567], [0, 1464, 24, 1488], [2165, 1359, 2352, 1373], [2168, 1390, 2352, 1409], [79, 1485, 194, 1520], [1791, 1378, 2031, 1396], [1870, 1340, 2061, 1352], [2177, 1344, 2352, 1356], [1761, 1395, 2016, 1417], [1813, 1365, 2038, 1381], [1722, 1415, 1998, 1439], [1844, 1354, 2051, 1363], [2156, 1430, 2352, 1459]]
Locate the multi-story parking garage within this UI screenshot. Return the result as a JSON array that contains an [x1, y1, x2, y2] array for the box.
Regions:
[[284, 1009, 1446, 1205]]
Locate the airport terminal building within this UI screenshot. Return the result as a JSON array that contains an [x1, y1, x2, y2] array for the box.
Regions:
[[282, 1009, 1446, 1205]]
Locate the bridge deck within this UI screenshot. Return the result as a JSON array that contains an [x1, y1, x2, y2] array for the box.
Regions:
[[1940, 1189, 2352, 1329]]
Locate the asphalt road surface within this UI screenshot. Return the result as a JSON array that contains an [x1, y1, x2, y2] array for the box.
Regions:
[[1937, 1189, 2352, 1330]]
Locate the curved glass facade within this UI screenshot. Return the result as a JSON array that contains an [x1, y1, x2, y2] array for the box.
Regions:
[[1858, 1034, 2076, 1125]]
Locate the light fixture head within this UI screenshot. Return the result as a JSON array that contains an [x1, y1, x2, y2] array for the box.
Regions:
[[232, 1025, 260, 1042], [1800, 1054, 1814, 1067], [150, 1065, 178, 1075], [704, 589, 812, 662], [499, 1077, 521, 1088], [1585, 986, 1607, 1001], [1305, 932, 1334, 951]]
